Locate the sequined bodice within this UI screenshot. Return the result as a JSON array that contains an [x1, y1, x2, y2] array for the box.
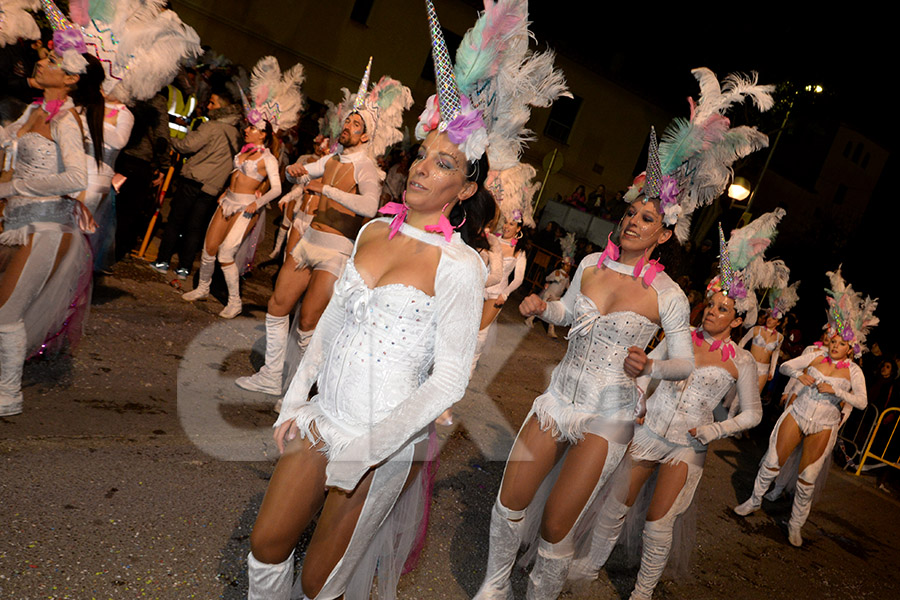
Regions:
[[645, 366, 736, 445], [14, 133, 59, 184], [546, 294, 659, 419], [791, 365, 850, 426], [316, 259, 437, 431]]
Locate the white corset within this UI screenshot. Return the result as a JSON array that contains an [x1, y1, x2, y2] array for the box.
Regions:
[[790, 366, 849, 429], [545, 295, 659, 420], [5, 133, 76, 227], [644, 366, 735, 446], [314, 259, 437, 433]]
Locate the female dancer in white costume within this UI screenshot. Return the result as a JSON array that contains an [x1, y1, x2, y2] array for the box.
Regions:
[[734, 268, 874, 547], [0, 45, 100, 416], [181, 122, 281, 317], [182, 56, 305, 318], [739, 313, 784, 392], [477, 67, 774, 599], [247, 128, 493, 599], [476, 196, 693, 599]]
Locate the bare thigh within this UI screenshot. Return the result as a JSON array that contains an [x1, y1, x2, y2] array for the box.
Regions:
[[774, 413, 804, 466], [249, 432, 329, 565], [797, 428, 832, 484], [202, 208, 231, 256], [645, 461, 689, 522], [480, 299, 502, 330], [268, 253, 311, 317], [542, 433, 611, 543], [300, 438, 428, 598], [298, 269, 338, 332], [499, 416, 566, 515], [625, 460, 658, 507]]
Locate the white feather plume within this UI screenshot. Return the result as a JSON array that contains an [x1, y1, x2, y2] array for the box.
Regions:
[[0, 0, 41, 46]]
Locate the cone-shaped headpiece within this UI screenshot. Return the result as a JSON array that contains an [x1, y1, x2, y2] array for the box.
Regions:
[[353, 56, 373, 110], [425, 0, 461, 130], [644, 126, 662, 200]]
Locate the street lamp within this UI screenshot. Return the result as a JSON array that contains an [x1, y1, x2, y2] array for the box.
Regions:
[[728, 176, 751, 201]]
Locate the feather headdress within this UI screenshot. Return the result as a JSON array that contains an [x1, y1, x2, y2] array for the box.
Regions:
[[0, 0, 41, 46], [342, 57, 414, 161], [625, 68, 774, 243], [38, 0, 201, 101], [767, 279, 800, 320], [241, 56, 305, 133], [825, 267, 879, 358], [707, 208, 788, 324], [486, 162, 539, 227], [416, 0, 569, 164], [559, 232, 576, 264]]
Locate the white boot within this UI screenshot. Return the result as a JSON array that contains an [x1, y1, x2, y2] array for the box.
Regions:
[[526, 536, 574, 600], [0, 321, 26, 417], [473, 499, 525, 600], [269, 225, 289, 259], [182, 250, 215, 301], [247, 550, 293, 600], [471, 326, 490, 374], [547, 324, 557, 339], [787, 480, 815, 547], [219, 263, 242, 319], [236, 314, 290, 395], [734, 455, 780, 516], [630, 518, 674, 600], [569, 497, 630, 580]]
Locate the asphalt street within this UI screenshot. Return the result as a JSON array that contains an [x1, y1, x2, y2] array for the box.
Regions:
[[1, 256, 898, 599]]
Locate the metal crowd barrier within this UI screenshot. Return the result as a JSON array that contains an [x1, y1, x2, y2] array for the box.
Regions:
[[837, 404, 879, 468], [855, 407, 900, 476]]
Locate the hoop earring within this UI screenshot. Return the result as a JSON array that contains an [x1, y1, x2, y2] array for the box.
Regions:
[[441, 202, 467, 230], [467, 160, 480, 181], [515, 230, 523, 239]]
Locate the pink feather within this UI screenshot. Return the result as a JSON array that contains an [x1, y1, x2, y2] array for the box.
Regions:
[[478, 0, 525, 49], [69, 0, 90, 27]]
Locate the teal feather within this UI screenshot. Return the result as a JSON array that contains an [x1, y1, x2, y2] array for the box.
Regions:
[[659, 118, 703, 175]]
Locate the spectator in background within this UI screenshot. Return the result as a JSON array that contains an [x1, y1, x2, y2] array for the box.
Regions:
[[567, 184, 587, 210], [151, 85, 242, 278]]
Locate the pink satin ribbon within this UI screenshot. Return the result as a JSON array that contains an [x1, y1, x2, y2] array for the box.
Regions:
[[34, 98, 65, 123], [633, 254, 665, 286], [425, 213, 454, 242], [597, 233, 619, 267], [378, 201, 408, 239], [597, 234, 664, 285], [692, 329, 736, 362], [241, 143, 264, 154], [822, 356, 850, 369]]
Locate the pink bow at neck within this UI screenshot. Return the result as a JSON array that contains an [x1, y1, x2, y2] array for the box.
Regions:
[[378, 201, 408, 239], [633, 254, 665, 286], [34, 98, 65, 123], [597, 233, 619, 267], [692, 329, 736, 362], [425, 213, 454, 242], [241, 143, 264, 154], [822, 356, 850, 369]]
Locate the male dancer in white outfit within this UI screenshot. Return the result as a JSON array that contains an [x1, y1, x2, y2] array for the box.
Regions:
[[237, 63, 411, 396]]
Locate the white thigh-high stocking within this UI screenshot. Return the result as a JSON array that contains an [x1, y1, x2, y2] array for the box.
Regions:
[[182, 250, 215, 300], [526, 534, 575, 600], [473, 499, 526, 600], [297, 328, 313, 353], [788, 480, 815, 546], [568, 496, 630, 580], [269, 224, 289, 259], [235, 313, 290, 395], [247, 550, 293, 600], [219, 263, 242, 319], [471, 326, 491, 374], [0, 321, 26, 415], [735, 437, 781, 516], [629, 466, 702, 600]]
